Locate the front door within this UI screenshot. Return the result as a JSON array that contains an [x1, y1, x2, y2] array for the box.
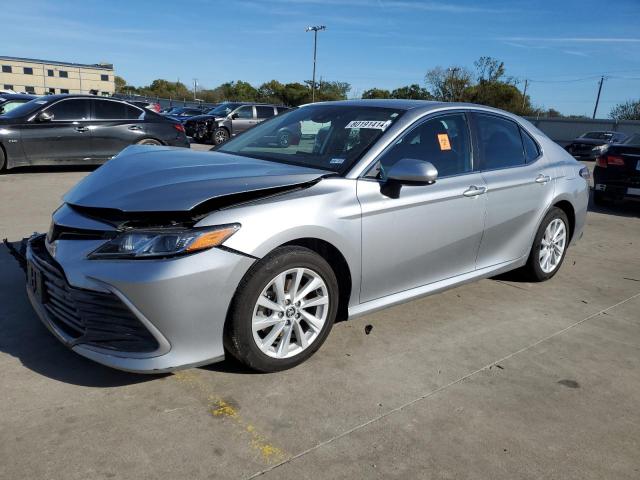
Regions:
[[357, 112, 487, 303], [20, 98, 93, 164], [231, 105, 256, 135], [471, 112, 556, 269]]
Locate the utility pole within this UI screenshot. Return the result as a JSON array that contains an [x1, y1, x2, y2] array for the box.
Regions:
[[306, 25, 326, 103], [521, 79, 528, 110], [592, 76, 604, 119], [193, 78, 198, 101]]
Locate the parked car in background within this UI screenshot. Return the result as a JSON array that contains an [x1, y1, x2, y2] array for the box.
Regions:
[[565, 131, 629, 161], [185, 102, 293, 145], [593, 134, 640, 205], [0, 93, 36, 115], [163, 106, 208, 123], [25, 100, 588, 373], [128, 100, 162, 113], [0, 94, 189, 171]]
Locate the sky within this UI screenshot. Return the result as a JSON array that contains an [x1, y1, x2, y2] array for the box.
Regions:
[[2, 0, 639, 117]]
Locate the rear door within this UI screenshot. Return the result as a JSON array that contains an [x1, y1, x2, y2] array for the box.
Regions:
[[90, 99, 146, 161], [231, 105, 256, 135], [20, 98, 93, 164], [472, 112, 556, 269]]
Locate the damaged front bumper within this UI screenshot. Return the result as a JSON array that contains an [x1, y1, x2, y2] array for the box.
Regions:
[[24, 233, 255, 373]]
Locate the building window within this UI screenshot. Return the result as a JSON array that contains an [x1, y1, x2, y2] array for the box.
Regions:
[[48, 88, 56, 94], [101, 91, 110, 96], [47, 69, 54, 77], [2, 65, 12, 73], [59, 70, 68, 78], [101, 74, 109, 81], [3, 84, 14, 90], [24, 67, 34, 75], [60, 89, 69, 94], [25, 86, 35, 93]]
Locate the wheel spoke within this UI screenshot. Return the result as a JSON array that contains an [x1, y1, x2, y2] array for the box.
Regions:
[[273, 273, 287, 303], [277, 324, 293, 357], [290, 268, 305, 302], [261, 322, 286, 349], [299, 309, 323, 333], [294, 277, 322, 303], [301, 295, 328, 309], [252, 315, 283, 332], [293, 321, 308, 349], [257, 295, 284, 312]]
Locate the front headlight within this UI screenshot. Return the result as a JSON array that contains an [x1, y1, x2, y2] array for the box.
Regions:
[[88, 224, 240, 259]]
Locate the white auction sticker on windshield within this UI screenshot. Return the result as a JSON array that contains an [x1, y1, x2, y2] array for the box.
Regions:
[[345, 120, 391, 130]]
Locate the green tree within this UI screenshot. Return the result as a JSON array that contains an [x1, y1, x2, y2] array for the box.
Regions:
[[114, 75, 127, 93], [610, 99, 640, 120], [362, 88, 391, 99], [390, 84, 432, 100], [425, 66, 472, 102]]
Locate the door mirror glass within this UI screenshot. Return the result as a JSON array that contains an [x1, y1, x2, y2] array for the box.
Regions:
[[231, 112, 239, 120], [36, 111, 54, 122], [386, 158, 438, 184]]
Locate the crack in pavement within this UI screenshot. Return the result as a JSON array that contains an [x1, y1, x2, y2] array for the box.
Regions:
[[246, 291, 640, 479]]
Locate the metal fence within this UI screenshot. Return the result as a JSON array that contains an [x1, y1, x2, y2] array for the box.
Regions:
[[524, 117, 640, 146], [112, 93, 217, 111]]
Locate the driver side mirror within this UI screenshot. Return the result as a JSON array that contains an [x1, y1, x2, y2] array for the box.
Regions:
[[231, 113, 239, 120], [36, 111, 54, 122], [386, 158, 438, 185]]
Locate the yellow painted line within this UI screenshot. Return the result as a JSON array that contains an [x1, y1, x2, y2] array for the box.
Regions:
[[172, 370, 287, 464]]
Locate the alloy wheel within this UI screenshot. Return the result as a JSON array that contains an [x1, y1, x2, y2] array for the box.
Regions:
[[539, 218, 567, 273], [252, 268, 329, 359]]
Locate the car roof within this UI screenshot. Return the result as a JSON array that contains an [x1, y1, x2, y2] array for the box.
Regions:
[[0, 93, 36, 100]]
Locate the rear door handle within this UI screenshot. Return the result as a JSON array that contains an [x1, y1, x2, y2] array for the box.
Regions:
[[535, 174, 551, 184], [463, 185, 487, 197], [128, 125, 142, 131], [74, 126, 89, 133]]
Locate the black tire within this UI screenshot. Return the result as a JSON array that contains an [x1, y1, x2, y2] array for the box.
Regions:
[[0, 146, 6, 172], [593, 190, 609, 206], [523, 207, 570, 282], [212, 127, 230, 145], [136, 138, 162, 146], [224, 246, 339, 372], [277, 130, 291, 148]]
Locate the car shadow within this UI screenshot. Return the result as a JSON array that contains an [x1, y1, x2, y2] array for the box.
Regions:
[[0, 241, 161, 387], [3, 165, 100, 175], [588, 189, 640, 218]]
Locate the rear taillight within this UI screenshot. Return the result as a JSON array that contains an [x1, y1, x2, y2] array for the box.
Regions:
[[153, 103, 161, 112], [596, 154, 625, 168], [173, 123, 185, 133]]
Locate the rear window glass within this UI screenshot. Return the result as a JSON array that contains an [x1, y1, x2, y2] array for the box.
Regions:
[[94, 100, 143, 120], [475, 113, 525, 170], [256, 106, 275, 118]]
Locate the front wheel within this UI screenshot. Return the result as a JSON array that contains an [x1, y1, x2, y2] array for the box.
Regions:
[[136, 138, 162, 146], [523, 207, 570, 282], [277, 130, 291, 148], [212, 127, 230, 145], [224, 246, 339, 372]]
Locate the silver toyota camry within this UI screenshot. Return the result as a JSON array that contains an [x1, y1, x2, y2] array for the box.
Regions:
[[25, 100, 589, 373]]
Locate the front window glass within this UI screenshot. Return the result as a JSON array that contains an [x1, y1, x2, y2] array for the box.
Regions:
[[234, 106, 253, 119], [373, 113, 472, 179], [46, 99, 90, 121], [218, 105, 403, 173]]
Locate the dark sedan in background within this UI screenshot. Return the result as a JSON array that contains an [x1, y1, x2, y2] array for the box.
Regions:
[[0, 95, 189, 171], [163, 106, 207, 123], [565, 131, 629, 161], [593, 134, 640, 205], [0, 93, 36, 115]]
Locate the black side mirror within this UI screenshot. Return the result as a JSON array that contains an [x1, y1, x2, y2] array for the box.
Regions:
[[36, 111, 54, 122], [386, 158, 438, 185], [231, 113, 239, 120]]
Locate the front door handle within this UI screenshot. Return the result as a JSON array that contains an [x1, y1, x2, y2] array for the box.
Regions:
[[128, 125, 142, 131], [535, 174, 551, 184], [74, 126, 89, 133], [463, 185, 487, 197]]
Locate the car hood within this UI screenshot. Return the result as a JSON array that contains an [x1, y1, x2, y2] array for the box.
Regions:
[[184, 114, 222, 123], [64, 145, 329, 212]]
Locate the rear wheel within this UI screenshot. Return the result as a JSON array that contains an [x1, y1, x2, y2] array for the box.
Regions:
[[523, 207, 569, 282], [212, 127, 230, 145], [277, 130, 291, 148], [0, 147, 6, 172], [224, 246, 338, 372], [136, 138, 162, 146]]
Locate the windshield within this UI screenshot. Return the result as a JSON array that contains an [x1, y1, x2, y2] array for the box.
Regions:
[[218, 104, 404, 173], [581, 132, 613, 140], [207, 103, 239, 116], [0, 97, 49, 118]]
